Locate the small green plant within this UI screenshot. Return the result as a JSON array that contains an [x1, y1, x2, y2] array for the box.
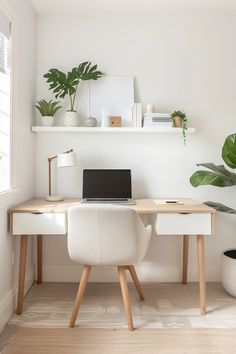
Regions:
[[35, 99, 62, 117], [43, 61, 103, 112], [171, 110, 188, 144]]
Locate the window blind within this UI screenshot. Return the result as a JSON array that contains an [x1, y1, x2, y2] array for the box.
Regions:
[[0, 31, 8, 74], [0, 10, 10, 74]]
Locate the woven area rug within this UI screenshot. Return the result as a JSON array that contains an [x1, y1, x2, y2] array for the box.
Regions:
[[3, 328, 236, 354]]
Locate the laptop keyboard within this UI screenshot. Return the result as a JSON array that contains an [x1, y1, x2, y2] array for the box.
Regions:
[[86, 198, 128, 202]]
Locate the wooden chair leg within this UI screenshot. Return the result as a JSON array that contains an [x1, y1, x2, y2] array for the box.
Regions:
[[182, 235, 189, 285], [118, 266, 134, 331], [127, 265, 144, 301], [69, 265, 91, 328]]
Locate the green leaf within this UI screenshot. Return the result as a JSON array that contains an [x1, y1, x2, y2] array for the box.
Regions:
[[35, 99, 62, 116], [204, 201, 236, 214], [222, 133, 236, 169], [190, 170, 235, 187], [190, 163, 236, 187], [43, 62, 103, 110], [197, 163, 236, 181]]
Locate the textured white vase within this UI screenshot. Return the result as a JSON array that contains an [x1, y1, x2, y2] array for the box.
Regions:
[[222, 250, 236, 297], [41, 116, 54, 126], [64, 111, 79, 127]]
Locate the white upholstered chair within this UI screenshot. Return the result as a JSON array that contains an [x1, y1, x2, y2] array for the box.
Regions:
[[67, 204, 152, 330]]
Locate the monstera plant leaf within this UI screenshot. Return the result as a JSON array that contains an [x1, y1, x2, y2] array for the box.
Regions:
[[190, 163, 236, 187], [77, 62, 103, 81], [204, 201, 236, 214], [222, 133, 236, 169], [190, 133, 236, 214], [43, 68, 79, 99]]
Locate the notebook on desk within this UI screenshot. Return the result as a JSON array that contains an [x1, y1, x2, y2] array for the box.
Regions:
[[81, 169, 136, 205]]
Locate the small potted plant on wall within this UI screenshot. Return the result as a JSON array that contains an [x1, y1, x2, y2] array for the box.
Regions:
[[35, 99, 62, 126], [190, 133, 236, 297], [171, 110, 188, 144], [43, 61, 103, 127]]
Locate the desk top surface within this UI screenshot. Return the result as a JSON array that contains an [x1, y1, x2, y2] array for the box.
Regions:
[[9, 198, 215, 214]]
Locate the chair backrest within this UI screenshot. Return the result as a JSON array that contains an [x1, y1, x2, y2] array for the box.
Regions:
[[68, 204, 152, 266]]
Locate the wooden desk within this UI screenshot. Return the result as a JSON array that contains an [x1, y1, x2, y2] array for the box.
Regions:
[[9, 198, 215, 316]]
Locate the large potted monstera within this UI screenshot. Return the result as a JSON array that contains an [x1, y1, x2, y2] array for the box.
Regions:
[[190, 133, 236, 297]]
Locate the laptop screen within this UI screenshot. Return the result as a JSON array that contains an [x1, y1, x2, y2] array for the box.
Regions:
[[83, 169, 132, 198]]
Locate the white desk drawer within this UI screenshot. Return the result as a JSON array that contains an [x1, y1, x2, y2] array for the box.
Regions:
[[12, 213, 67, 235], [156, 213, 212, 235]]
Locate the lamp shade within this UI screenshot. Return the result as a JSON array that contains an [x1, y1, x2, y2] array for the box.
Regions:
[[57, 152, 76, 168]]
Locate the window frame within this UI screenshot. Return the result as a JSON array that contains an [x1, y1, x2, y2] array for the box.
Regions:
[[0, 3, 18, 204]]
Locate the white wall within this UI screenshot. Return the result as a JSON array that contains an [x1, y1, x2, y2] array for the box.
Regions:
[[0, 0, 36, 331], [35, 11, 236, 282]]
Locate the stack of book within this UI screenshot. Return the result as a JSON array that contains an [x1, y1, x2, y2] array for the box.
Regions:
[[132, 103, 142, 128], [143, 113, 172, 128]]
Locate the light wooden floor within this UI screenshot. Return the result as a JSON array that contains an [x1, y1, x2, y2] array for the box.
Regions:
[[1, 282, 236, 352]]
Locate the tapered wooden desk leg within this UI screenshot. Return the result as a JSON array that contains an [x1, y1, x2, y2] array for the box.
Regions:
[[182, 235, 189, 284], [128, 265, 144, 301], [16, 235, 28, 315], [37, 235, 43, 284], [197, 235, 206, 315], [118, 266, 134, 331]]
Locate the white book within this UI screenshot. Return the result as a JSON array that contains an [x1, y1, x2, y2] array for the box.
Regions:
[[144, 117, 171, 123], [136, 103, 142, 128], [132, 103, 137, 127], [144, 112, 171, 118], [143, 122, 172, 127]]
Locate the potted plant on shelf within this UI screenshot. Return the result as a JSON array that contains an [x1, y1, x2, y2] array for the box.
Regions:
[[43, 61, 103, 127], [35, 99, 62, 127], [190, 133, 236, 297], [171, 110, 188, 144]]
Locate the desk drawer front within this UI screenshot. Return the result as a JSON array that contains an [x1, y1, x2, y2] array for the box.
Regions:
[[156, 213, 212, 235], [12, 213, 67, 235]]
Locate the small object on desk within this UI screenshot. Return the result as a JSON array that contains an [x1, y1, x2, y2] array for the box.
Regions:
[[110, 116, 121, 127], [154, 199, 184, 205]]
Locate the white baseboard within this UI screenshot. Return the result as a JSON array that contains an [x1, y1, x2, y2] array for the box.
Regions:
[[0, 268, 34, 332], [39, 264, 221, 283]]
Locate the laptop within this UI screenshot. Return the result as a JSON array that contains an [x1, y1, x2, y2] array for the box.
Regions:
[[81, 169, 136, 204]]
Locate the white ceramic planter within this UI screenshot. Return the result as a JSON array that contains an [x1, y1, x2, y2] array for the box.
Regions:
[[222, 250, 236, 297], [41, 116, 54, 126], [64, 111, 79, 127]]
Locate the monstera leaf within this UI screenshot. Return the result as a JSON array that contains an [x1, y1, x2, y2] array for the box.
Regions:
[[204, 201, 236, 214], [77, 62, 103, 81], [190, 163, 236, 187], [44, 62, 104, 110], [222, 133, 236, 169], [43, 68, 79, 99], [190, 133, 236, 214]]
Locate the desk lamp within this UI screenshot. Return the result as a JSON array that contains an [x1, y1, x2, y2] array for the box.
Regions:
[[46, 149, 76, 202]]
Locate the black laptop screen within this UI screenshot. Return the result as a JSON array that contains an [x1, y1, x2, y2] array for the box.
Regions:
[[83, 169, 132, 198]]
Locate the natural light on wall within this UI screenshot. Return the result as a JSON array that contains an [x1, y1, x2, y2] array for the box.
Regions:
[[0, 10, 11, 193]]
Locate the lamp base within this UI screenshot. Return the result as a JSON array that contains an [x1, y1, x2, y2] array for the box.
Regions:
[[46, 195, 64, 202]]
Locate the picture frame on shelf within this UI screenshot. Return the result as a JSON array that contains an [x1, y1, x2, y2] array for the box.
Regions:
[[88, 76, 134, 127]]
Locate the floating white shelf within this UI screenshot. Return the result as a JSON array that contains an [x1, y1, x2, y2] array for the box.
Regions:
[[32, 127, 196, 133]]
